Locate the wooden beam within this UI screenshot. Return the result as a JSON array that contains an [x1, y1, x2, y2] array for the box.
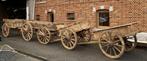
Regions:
[[78, 41, 99, 45]]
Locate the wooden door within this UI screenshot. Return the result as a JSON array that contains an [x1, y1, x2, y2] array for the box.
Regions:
[[47, 12, 54, 22]]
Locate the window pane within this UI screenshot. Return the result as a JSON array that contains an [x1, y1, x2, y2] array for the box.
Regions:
[[67, 13, 75, 20], [98, 9, 110, 26]]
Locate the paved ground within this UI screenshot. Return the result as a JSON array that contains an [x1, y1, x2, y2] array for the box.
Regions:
[[0, 51, 42, 61], [0, 33, 147, 61]]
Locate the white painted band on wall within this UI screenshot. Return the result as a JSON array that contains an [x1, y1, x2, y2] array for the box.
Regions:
[[26, 6, 29, 20], [109, 6, 113, 11], [99, 5, 105, 9], [92, 7, 96, 12]]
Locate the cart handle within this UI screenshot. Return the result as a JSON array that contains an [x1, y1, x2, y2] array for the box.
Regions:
[[92, 22, 138, 32]]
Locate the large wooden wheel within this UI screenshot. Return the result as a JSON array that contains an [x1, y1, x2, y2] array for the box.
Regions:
[[21, 23, 33, 41], [37, 26, 51, 44], [2, 23, 10, 37], [99, 31, 125, 59], [78, 29, 91, 41], [60, 29, 78, 50], [124, 34, 137, 52]]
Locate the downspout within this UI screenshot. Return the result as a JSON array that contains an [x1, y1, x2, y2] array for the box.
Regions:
[[26, 0, 29, 20], [32, 0, 35, 20], [26, 6, 29, 20]]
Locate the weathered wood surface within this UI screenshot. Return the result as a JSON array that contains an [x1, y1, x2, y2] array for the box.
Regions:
[[3, 19, 139, 40], [3, 19, 25, 28], [55, 20, 92, 32], [92, 22, 139, 41], [26, 21, 53, 29], [92, 22, 138, 32]]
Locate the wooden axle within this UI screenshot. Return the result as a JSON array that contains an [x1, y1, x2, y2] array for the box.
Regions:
[[78, 41, 99, 45]]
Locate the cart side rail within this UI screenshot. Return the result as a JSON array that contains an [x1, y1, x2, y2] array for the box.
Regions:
[[2, 19, 26, 28], [92, 22, 139, 41], [92, 22, 139, 32]]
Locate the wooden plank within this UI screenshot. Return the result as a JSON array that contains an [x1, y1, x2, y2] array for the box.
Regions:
[[56, 20, 91, 32], [78, 41, 99, 44], [92, 22, 138, 32], [3, 19, 26, 28]]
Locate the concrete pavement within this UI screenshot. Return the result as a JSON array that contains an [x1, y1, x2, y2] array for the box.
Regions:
[[0, 34, 147, 61]]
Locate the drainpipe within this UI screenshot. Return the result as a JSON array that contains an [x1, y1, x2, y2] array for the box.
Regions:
[[32, 0, 35, 20], [26, 0, 29, 20], [26, 6, 29, 20]]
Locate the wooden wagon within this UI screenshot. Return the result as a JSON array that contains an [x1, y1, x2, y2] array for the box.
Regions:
[[2, 19, 139, 59], [2, 19, 25, 37], [57, 21, 139, 59]]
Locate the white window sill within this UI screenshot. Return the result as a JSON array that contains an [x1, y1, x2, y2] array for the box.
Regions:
[[36, 1, 46, 4]]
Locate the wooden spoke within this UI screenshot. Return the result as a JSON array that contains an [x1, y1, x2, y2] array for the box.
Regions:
[[37, 26, 51, 44], [71, 39, 75, 44], [113, 46, 121, 53], [124, 34, 137, 52], [100, 33, 110, 43], [114, 44, 123, 48], [113, 40, 121, 44], [2, 23, 10, 37], [112, 47, 117, 56], [60, 29, 78, 50], [108, 31, 113, 41], [105, 46, 110, 53], [21, 23, 33, 41], [99, 31, 125, 59], [101, 43, 109, 48]]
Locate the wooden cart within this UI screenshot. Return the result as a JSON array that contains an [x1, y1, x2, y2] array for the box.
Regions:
[[20, 20, 54, 42], [2, 19, 54, 44], [57, 21, 139, 59], [21, 20, 91, 44], [2, 19, 25, 37], [2, 19, 139, 59]]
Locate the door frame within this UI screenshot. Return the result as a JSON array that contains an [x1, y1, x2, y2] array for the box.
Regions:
[[47, 12, 54, 22]]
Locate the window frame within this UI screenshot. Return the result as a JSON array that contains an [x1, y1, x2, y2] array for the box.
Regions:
[[67, 12, 75, 20], [98, 9, 110, 26]]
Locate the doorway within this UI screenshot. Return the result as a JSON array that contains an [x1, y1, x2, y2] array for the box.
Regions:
[[47, 12, 54, 22], [0, 0, 27, 32], [0, 0, 26, 19], [96, 9, 110, 26]]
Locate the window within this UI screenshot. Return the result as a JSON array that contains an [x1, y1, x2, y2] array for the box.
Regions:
[[97, 9, 110, 26], [67, 13, 75, 20], [36, 15, 40, 20]]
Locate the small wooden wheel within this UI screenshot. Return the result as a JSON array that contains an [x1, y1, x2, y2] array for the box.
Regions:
[[21, 23, 33, 41], [78, 29, 91, 41], [60, 29, 78, 50], [99, 31, 125, 59], [124, 34, 137, 52], [2, 23, 10, 37], [37, 27, 51, 44]]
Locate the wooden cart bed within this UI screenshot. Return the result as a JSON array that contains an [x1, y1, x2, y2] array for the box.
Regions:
[[3, 19, 25, 28]]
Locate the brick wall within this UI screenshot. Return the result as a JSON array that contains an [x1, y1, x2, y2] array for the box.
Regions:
[[35, 0, 147, 31], [35, 3, 46, 21]]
